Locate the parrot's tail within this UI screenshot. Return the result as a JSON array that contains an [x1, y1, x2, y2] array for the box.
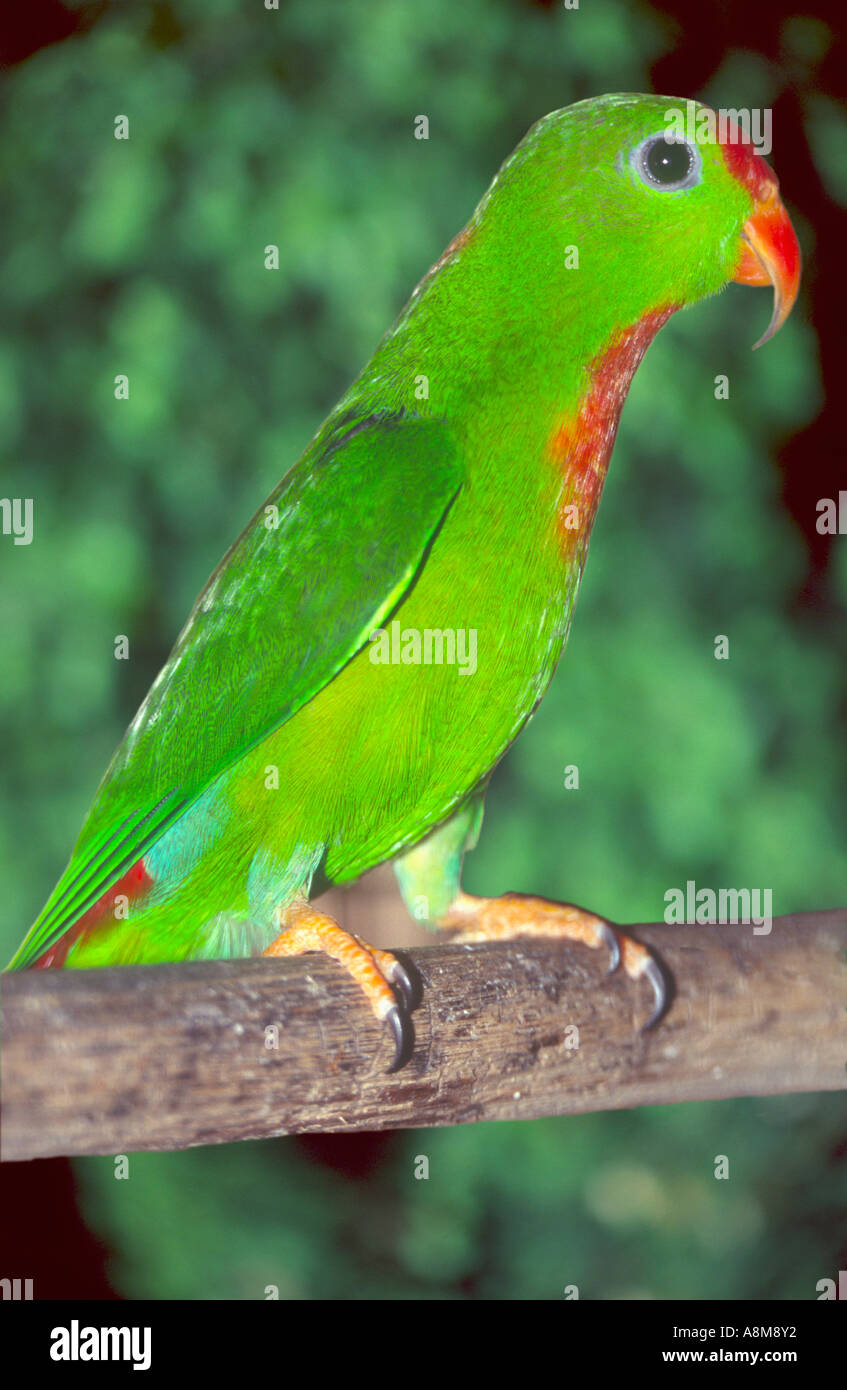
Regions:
[[13, 858, 154, 969]]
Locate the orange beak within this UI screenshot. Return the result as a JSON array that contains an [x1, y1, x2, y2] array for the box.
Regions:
[[733, 181, 801, 349]]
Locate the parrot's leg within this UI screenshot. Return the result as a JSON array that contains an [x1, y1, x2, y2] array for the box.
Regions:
[[438, 891, 666, 1029], [262, 897, 415, 1071], [393, 800, 667, 1029]]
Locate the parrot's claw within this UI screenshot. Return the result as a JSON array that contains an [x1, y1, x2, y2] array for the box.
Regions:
[[264, 900, 417, 1072], [385, 956, 416, 1013], [599, 920, 621, 976], [639, 951, 669, 1032], [602, 922, 668, 1029], [384, 1001, 414, 1073], [441, 890, 671, 1033]]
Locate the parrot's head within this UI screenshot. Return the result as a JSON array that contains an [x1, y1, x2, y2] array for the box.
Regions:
[[472, 93, 800, 353]]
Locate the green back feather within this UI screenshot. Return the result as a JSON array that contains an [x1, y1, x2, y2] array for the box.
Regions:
[[9, 413, 462, 967]]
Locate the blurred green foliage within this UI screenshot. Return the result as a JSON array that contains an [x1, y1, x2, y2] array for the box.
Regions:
[[1, 0, 844, 1298]]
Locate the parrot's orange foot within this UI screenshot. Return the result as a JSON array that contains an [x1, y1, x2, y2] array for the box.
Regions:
[[263, 899, 415, 1071], [440, 891, 668, 1030]]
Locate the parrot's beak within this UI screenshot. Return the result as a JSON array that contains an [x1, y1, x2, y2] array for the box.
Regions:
[[732, 182, 801, 349]]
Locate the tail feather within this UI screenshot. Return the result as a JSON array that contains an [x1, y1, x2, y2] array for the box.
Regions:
[[11, 858, 154, 969]]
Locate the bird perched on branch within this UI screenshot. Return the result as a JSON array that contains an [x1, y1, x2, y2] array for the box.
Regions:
[[8, 94, 800, 1070]]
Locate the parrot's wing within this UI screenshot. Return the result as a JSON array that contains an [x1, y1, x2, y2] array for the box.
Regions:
[[10, 411, 462, 967]]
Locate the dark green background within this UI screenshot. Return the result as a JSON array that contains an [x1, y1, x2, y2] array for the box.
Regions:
[[1, 0, 845, 1297]]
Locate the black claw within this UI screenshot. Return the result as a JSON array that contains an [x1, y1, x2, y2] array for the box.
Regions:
[[640, 953, 670, 1031], [384, 1003, 415, 1073], [599, 921, 621, 976], [389, 959, 415, 1013]]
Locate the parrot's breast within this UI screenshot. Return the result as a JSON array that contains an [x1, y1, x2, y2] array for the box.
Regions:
[[547, 306, 675, 553]]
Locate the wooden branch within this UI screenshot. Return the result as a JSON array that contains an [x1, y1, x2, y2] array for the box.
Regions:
[[2, 911, 846, 1161]]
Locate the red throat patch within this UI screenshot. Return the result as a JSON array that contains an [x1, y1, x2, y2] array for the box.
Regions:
[[548, 307, 676, 548]]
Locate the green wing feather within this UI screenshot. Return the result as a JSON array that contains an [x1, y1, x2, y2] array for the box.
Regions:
[[9, 411, 462, 968]]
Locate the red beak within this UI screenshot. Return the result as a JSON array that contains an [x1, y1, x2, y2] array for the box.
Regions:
[[732, 181, 801, 349]]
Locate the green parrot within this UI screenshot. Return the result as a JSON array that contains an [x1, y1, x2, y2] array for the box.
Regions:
[[8, 94, 800, 1070]]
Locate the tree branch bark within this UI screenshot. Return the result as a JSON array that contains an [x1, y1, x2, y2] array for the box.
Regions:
[[2, 910, 846, 1161]]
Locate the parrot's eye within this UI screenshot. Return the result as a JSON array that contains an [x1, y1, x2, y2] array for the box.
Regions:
[[631, 135, 701, 192]]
